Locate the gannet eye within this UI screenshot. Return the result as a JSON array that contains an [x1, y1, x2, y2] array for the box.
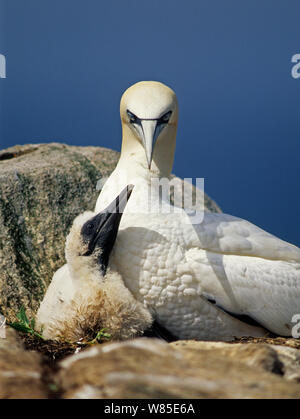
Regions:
[[127, 110, 139, 124], [158, 111, 172, 124]]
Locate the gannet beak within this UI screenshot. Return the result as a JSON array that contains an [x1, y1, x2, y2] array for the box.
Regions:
[[82, 185, 134, 272], [140, 120, 161, 169]]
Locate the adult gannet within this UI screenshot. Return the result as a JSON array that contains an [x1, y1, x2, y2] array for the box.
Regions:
[[95, 81, 300, 341], [36, 186, 153, 342]]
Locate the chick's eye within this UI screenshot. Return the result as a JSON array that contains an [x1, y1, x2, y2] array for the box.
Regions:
[[81, 220, 97, 242], [86, 223, 94, 233], [127, 110, 139, 124]]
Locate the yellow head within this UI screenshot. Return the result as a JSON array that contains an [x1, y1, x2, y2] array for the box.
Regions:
[[120, 81, 178, 176]]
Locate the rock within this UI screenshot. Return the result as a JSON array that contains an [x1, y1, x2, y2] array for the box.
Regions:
[[0, 334, 299, 399], [57, 338, 300, 399], [268, 345, 300, 383], [0, 327, 48, 398], [171, 340, 284, 375], [172, 340, 300, 384], [0, 143, 221, 322], [0, 143, 119, 322]]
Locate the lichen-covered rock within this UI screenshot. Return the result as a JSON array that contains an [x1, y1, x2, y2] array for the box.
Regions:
[[0, 328, 47, 398], [0, 143, 119, 322], [0, 143, 220, 322], [57, 338, 300, 399]]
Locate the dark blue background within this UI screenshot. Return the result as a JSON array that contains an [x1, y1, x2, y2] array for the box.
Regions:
[[1, 0, 299, 247]]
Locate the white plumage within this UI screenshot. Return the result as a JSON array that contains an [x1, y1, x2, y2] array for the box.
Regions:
[[95, 81, 300, 340]]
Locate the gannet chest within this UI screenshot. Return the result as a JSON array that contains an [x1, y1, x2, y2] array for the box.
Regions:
[[109, 212, 201, 307]]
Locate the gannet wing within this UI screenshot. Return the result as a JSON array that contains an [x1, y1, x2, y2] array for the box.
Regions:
[[154, 294, 268, 341], [187, 211, 300, 262], [185, 247, 300, 336]]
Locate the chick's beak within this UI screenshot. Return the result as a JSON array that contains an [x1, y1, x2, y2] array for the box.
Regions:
[[83, 184, 133, 258]]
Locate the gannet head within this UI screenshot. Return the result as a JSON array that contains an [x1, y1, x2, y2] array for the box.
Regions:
[[66, 185, 133, 277], [120, 81, 178, 172]]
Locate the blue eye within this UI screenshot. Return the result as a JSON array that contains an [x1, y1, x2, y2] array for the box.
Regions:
[[127, 110, 139, 124], [159, 111, 172, 124]]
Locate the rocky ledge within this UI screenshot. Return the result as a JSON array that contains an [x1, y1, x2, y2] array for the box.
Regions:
[[1, 329, 300, 398]]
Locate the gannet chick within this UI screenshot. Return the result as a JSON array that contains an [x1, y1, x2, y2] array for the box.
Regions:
[[94, 81, 300, 341], [36, 186, 152, 342]]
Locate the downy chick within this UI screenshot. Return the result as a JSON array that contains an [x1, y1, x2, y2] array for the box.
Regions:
[[35, 185, 152, 342]]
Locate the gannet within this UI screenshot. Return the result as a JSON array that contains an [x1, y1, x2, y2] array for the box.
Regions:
[[36, 186, 153, 342], [95, 81, 300, 341]]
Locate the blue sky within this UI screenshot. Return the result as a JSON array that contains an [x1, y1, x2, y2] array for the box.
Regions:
[[1, 0, 300, 246]]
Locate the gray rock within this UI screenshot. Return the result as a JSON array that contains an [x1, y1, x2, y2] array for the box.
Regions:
[[0, 328, 47, 398], [0, 143, 220, 322], [171, 340, 300, 383], [0, 143, 119, 322], [171, 340, 284, 375], [57, 338, 300, 399], [269, 345, 300, 382], [0, 333, 300, 398]]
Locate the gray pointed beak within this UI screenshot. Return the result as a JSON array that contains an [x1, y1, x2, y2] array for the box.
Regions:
[[140, 120, 162, 169]]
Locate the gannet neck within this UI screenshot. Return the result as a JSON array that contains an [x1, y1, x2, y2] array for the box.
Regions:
[[95, 81, 178, 213]]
